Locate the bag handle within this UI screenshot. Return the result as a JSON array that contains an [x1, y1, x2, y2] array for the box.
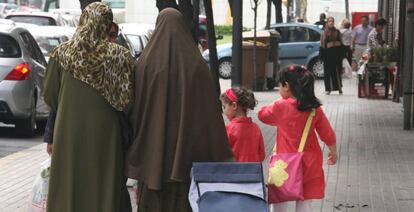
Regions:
[[298, 109, 315, 152], [273, 109, 316, 153]]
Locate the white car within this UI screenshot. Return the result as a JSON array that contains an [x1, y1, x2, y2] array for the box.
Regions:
[[119, 23, 154, 57], [5, 11, 65, 26], [0, 3, 17, 18], [50, 9, 80, 27]]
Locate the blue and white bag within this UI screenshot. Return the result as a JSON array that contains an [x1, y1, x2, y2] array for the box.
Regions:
[[189, 162, 268, 212]]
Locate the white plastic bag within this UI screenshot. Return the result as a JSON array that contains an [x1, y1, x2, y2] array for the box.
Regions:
[[342, 58, 352, 79], [27, 158, 50, 212]]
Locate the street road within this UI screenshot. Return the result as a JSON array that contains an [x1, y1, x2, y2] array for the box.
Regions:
[[0, 124, 43, 158]]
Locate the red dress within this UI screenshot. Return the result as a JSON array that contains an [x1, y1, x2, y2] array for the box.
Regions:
[[226, 117, 265, 162], [258, 98, 336, 199]]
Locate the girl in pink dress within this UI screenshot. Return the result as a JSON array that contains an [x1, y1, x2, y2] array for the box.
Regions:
[[259, 65, 338, 212], [221, 87, 265, 162]]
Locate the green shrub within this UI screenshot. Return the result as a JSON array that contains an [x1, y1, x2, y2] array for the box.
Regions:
[[215, 25, 251, 35]]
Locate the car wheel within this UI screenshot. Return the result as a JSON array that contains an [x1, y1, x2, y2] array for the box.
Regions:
[[309, 58, 324, 78], [16, 97, 36, 137], [218, 58, 232, 79]]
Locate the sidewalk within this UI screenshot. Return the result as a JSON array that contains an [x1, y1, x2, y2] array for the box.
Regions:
[[1, 78, 413, 212]]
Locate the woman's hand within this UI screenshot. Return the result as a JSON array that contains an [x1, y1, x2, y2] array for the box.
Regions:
[[47, 144, 53, 156]]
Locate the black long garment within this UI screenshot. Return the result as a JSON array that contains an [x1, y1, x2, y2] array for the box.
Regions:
[[322, 46, 343, 91]]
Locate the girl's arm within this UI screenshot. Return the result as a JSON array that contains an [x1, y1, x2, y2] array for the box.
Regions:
[[315, 108, 337, 165], [258, 101, 283, 126], [327, 144, 337, 165]]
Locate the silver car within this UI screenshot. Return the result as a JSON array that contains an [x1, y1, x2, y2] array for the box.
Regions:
[[0, 20, 48, 136], [24, 25, 75, 61]]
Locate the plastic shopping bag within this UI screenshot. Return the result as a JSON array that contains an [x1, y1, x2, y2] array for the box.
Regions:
[[27, 158, 50, 212], [342, 58, 352, 79]]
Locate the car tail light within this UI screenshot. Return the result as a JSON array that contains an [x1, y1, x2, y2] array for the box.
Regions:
[[5, 63, 31, 81]]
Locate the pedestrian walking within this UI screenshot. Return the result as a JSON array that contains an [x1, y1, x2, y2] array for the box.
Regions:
[[352, 16, 373, 63], [314, 13, 326, 29], [367, 18, 387, 51], [221, 87, 265, 162], [320, 17, 343, 95], [43, 2, 135, 212], [340, 19, 353, 65], [125, 8, 234, 212], [259, 65, 337, 212]]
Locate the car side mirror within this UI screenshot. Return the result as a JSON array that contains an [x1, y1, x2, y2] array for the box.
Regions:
[[216, 35, 224, 40]]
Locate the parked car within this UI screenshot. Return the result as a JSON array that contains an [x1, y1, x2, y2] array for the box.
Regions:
[[5, 11, 65, 26], [0, 3, 17, 18], [50, 9, 80, 27], [119, 23, 154, 58], [0, 20, 48, 135], [24, 25, 75, 61], [203, 23, 325, 79]]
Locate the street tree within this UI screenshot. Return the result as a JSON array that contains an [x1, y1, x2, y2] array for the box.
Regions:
[[251, 0, 263, 89], [266, 0, 283, 29]]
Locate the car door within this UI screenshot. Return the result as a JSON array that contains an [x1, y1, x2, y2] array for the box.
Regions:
[[20, 32, 48, 117], [274, 26, 318, 68]]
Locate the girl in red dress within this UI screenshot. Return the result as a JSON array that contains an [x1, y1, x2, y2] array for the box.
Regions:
[[259, 65, 338, 212], [221, 87, 265, 162]]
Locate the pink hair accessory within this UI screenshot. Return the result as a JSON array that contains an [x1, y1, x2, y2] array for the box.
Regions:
[[288, 65, 296, 72], [225, 89, 238, 102]]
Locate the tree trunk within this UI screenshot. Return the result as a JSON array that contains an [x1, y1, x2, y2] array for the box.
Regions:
[[273, 0, 283, 23], [301, 0, 307, 21], [345, 0, 349, 19], [266, 0, 272, 29], [79, 0, 101, 10], [204, 0, 221, 98], [294, 0, 300, 19], [286, 0, 293, 22], [231, 0, 243, 86], [253, 0, 258, 90]]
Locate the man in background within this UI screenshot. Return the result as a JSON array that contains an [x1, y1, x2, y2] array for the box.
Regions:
[[352, 16, 372, 63], [315, 13, 326, 29]]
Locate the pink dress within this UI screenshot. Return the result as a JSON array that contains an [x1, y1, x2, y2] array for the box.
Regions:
[[226, 117, 265, 162], [258, 98, 336, 199]]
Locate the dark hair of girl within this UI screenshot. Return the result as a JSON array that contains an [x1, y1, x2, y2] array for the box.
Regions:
[[220, 87, 257, 113], [277, 65, 322, 111]]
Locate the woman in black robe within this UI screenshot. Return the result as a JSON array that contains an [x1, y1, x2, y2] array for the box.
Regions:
[[320, 17, 343, 95]]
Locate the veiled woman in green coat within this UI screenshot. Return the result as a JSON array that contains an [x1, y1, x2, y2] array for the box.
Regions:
[[43, 2, 135, 212]]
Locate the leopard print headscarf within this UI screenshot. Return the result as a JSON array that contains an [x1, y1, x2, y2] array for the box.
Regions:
[[51, 2, 134, 111]]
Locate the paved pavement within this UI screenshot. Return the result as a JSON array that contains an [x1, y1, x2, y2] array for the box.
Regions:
[[1, 77, 413, 212]]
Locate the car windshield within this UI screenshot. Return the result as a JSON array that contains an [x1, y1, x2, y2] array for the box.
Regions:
[[126, 34, 143, 54], [5, 4, 17, 11], [0, 34, 21, 58], [34, 36, 62, 57], [7, 15, 57, 26]]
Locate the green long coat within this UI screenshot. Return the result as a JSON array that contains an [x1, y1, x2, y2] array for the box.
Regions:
[[44, 58, 128, 212]]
